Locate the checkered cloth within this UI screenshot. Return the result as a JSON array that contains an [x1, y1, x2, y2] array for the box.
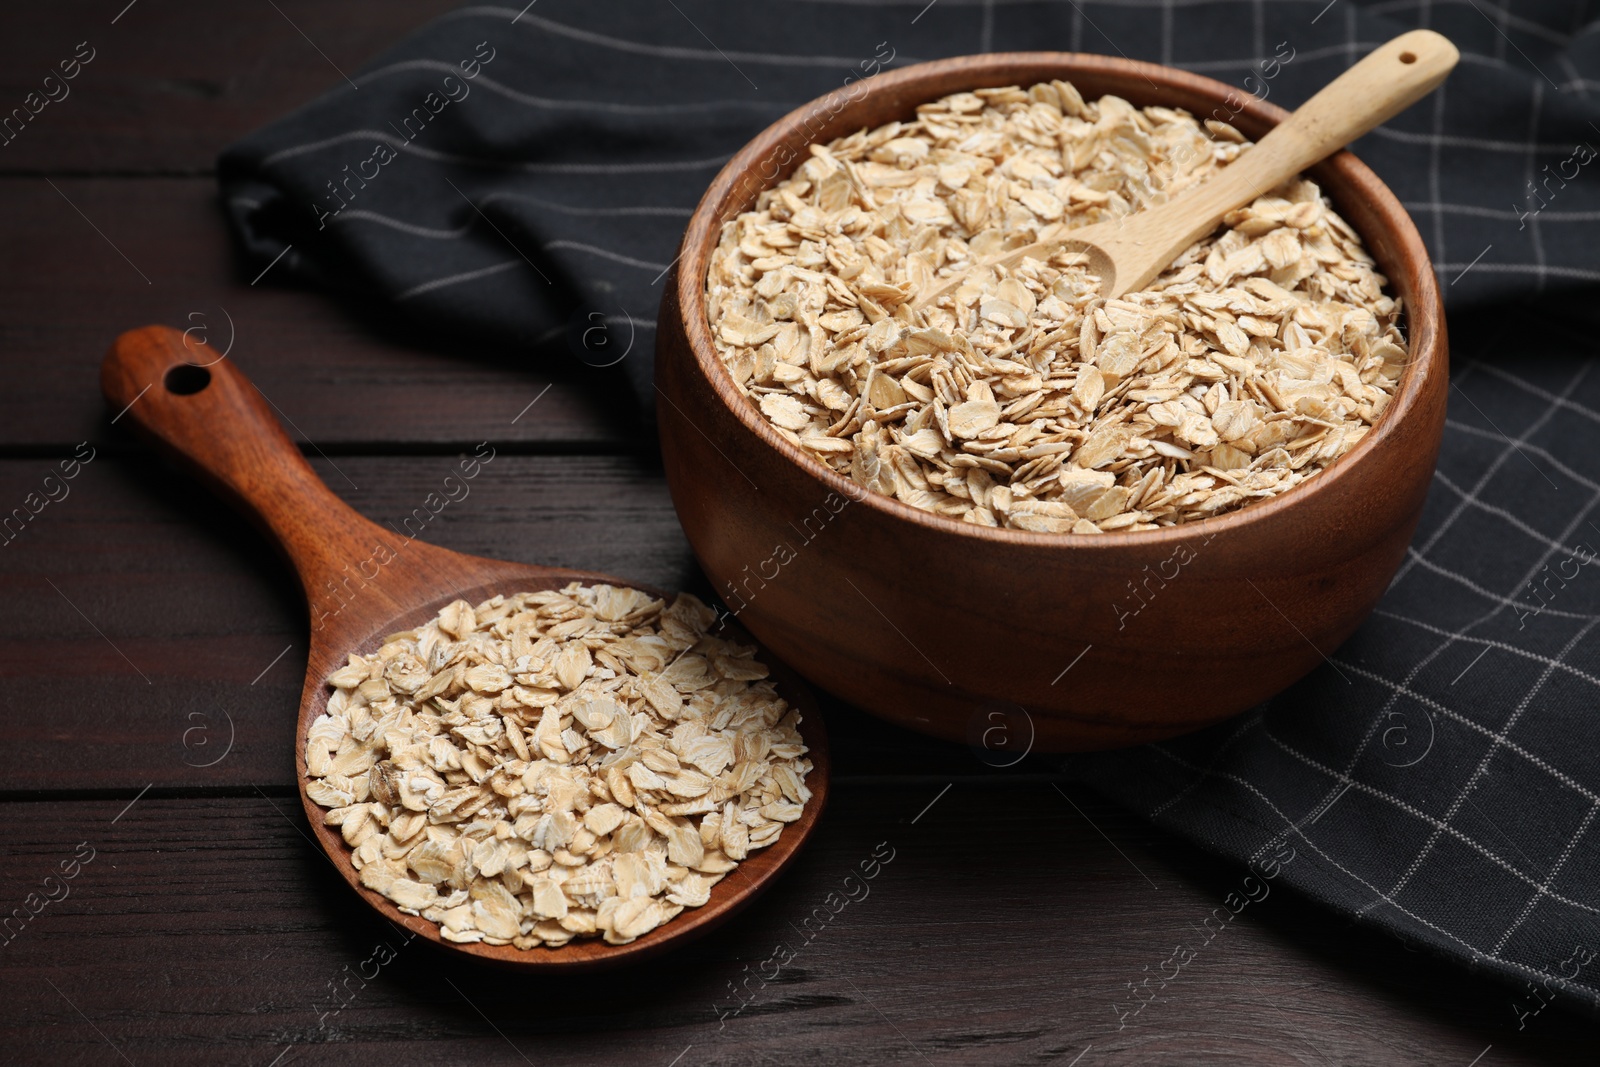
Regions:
[[219, 0, 1600, 1013]]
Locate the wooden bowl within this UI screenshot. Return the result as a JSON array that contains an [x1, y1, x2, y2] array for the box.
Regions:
[[655, 53, 1447, 751]]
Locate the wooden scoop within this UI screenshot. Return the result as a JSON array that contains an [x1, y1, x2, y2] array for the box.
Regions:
[[101, 325, 829, 967], [917, 29, 1459, 308]]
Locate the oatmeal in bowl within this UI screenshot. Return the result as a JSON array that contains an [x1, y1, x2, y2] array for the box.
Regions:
[[706, 81, 1408, 534]]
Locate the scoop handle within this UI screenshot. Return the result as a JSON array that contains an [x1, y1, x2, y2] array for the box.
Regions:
[[101, 325, 403, 612], [1110, 29, 1459, 294]]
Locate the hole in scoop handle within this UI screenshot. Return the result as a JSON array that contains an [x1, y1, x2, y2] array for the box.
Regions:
[[101, 324, 388, 607]]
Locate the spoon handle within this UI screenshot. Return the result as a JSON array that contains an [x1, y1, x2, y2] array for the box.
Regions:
[[100, 325, 415, 613], [1105, 28, 1458, 295]]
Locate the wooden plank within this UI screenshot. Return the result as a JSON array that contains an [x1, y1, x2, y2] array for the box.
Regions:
[[0, 452, 978, 791], [0, 789, 1588, 1065], [0, 178, 640, 451], [0, 0, 461, 173]]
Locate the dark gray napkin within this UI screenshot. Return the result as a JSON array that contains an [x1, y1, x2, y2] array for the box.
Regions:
[[219, 0, 1600, 1019]]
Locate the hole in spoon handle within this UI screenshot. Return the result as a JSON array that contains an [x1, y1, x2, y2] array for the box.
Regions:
[[101, 324, 380, 601], [163, 363, 212, 396], [1262, 29, 1459, 173]]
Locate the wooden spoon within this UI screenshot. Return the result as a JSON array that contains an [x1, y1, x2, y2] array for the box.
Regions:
[[101, 325, 830, 968], [917, 29, 1459, 308]]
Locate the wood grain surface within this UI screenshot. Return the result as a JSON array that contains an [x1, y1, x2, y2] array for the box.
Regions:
[[0, 0, 1593, 1060], [0, 1, 462, 173], [0, 179, 638, 450], [1, 790, 1592, 1065]]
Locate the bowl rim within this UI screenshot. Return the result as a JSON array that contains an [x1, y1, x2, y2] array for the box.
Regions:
[[670, 50, 1445, 550]]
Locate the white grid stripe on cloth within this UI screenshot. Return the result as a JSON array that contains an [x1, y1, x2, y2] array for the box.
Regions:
[[1363, 617, 1600, 914], [1495, 798, 1600, 952], [1256, 722, 1600, 912], [1430, 468, 1592, 556], [1444, 419, 1600, 493], [1478, 361, 1600, 428], [1144, 745, 1600, 1012], [1390, 363, 1588, 587], [1144, 741, 1600, 1001], [1334, 654, 1600, 796], [1401, 547, 1600, 618]]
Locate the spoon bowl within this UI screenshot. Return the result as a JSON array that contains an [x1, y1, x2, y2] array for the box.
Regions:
[[102, 325, 830, 968]]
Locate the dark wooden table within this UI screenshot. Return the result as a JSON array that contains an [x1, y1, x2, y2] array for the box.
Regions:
[[0, 3, 1593, 1064]]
